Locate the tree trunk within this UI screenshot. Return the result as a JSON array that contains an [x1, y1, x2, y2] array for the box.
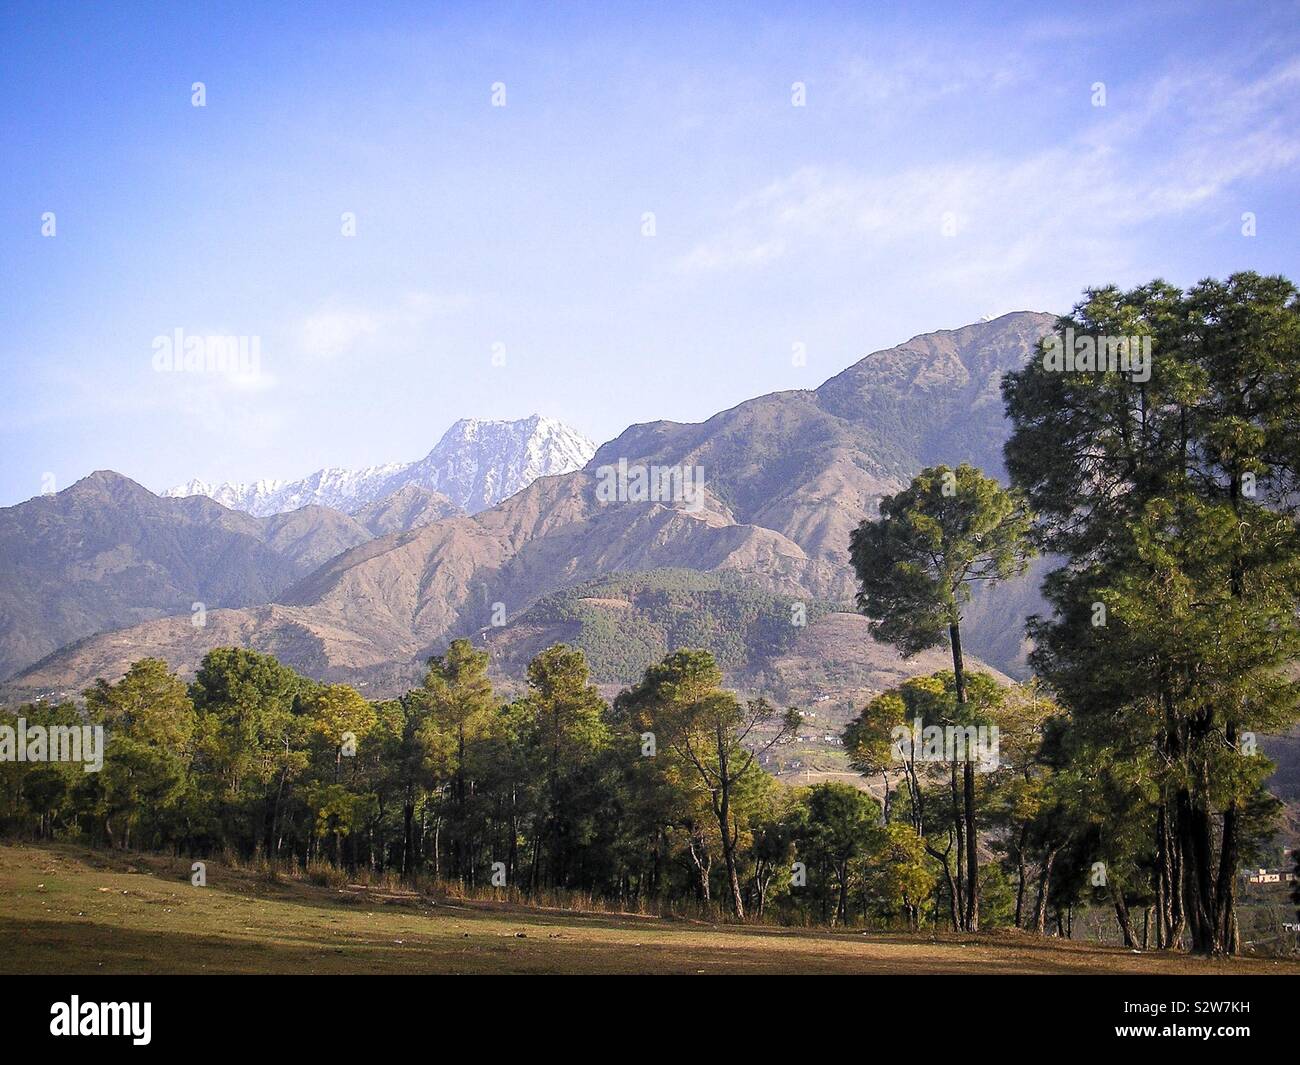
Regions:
[[1177, 782, 1218, 953], [1112, 886, 1137, 947], [949, 621, 978, 931], [951, 762, 965, 928], [963, 761, 978, 931], [1033, 846, 1059, 934], [925, 836, 961, 932], [1156, 801, 1185, 948], [836, 862, 849, 926], [686, 829, 712, 902], [401, 800, 414, 878], [1214, 723, 1241, 955], [715, 722, 746, 919], [1014, 823, 1030, 928]]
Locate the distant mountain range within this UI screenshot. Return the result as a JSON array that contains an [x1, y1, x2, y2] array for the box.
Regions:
[[162, 415, 597, 515], [3, 312, 1055, 706], [0, 415, 596, 681], [0, 472, 372, 681]]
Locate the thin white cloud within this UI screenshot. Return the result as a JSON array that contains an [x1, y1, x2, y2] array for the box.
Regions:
[[675, 56, 1300, 287], [301, 310, 380, 358], [298, 290, 470, 358]]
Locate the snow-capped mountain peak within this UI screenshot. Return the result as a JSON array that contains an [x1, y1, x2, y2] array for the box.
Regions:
[[162, 416, 597, 516]]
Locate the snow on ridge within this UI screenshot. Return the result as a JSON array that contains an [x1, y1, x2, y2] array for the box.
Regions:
[[162, 416, 597, 517]]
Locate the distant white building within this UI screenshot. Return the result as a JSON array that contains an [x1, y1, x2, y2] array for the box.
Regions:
[[1246, 868, 1297, 884]]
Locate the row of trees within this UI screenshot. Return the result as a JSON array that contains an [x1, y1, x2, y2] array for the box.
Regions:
[[848, 273, 1300, 954], [2, 640, 1068, 929]]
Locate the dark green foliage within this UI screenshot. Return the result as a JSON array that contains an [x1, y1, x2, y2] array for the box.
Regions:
[[0, 644, 907, 928], [792, 782, 882, 926], [1002, 272, 1300, 955], [850, 464, 1034, 655], [524, 569, 834, 682]]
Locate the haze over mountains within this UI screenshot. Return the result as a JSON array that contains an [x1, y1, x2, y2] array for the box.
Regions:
[[3, 312, 1056, 706], [163, 415, 597, 516]]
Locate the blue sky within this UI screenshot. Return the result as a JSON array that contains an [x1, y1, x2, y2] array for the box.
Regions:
[[2, 0, 1298, 505]]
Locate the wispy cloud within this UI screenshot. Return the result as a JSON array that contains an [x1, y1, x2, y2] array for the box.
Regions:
[[676, 56, 1300, 289], [298, 290, 471, 359], [300, 310, 381, 358]]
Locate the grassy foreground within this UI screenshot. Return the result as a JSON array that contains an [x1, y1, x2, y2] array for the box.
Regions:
[[2, 842, 1296, 975]]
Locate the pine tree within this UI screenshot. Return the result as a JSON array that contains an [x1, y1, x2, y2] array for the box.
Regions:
[[1002, 272, 1300, 954], [849, 463, 1034, 930], [616, 649, 798, 918], [422, 638, 498, 881]]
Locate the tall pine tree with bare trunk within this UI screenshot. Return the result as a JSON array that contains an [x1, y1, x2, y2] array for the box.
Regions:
[[850, 463, 1034, 931]]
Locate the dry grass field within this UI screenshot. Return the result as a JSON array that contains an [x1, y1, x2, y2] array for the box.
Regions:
[[2, 842, 1296, 975]]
